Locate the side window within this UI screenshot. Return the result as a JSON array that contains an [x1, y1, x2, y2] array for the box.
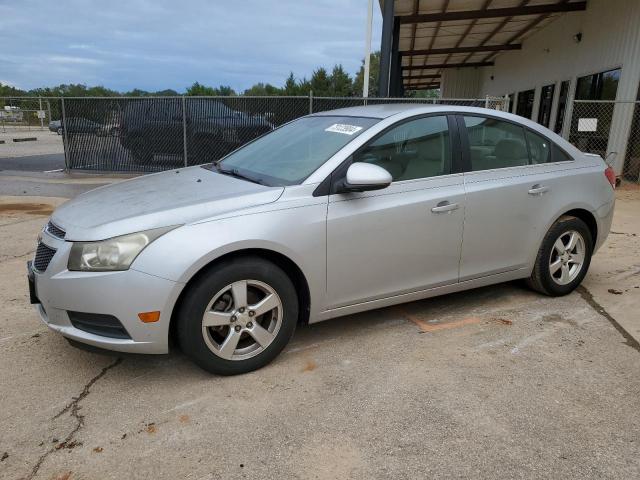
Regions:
[[352, 116, 451, 181], [526, 130, 551, 164], [463, 116, 528, 171], [553, 143, 573, 162]]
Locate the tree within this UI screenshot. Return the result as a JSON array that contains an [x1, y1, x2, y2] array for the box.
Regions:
[[244, 82, 283, 96], [0, 82, 25, 97], [310, 68, 332, 96], [283, 72, 299, 96], [185, 82, 236, 96], [330, 65, 353, 97], [406, 88, 440, 99], [353, 51, 380, 97]]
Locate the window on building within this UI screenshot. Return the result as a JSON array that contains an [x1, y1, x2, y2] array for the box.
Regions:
[[576, 68, 621, 100], [537, 84, 555, 127], [508, 94, 515, 113], [516, 89, 535, 119], [463, 116, 528, 171], [554, 80, 570, 134]]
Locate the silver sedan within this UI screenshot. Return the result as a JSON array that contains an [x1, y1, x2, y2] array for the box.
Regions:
[[28, 104, 616, 375]]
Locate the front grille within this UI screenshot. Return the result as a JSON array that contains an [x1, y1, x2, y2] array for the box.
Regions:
[[46, 221, 66, 239], [34, 242, 56, 272], [67, 311, 131, 339]]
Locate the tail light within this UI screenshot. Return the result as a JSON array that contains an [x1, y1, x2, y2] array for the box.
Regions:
[[604, 166, 616, 189]]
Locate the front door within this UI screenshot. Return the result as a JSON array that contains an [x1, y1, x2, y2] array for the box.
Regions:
[[326, 115, 465, 309]]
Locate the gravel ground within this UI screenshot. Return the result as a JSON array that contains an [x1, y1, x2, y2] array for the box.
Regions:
[[0, 191, 639, 480]]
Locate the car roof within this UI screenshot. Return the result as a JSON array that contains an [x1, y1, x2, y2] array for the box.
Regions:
[[308, 103, 584, 158], [309, 103, 531, 120]]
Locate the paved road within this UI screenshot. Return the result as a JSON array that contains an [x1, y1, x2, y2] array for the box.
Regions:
[[0, 153, 65, 172]]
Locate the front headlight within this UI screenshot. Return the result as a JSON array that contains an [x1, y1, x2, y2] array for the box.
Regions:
[[68, 226, 176, 272]]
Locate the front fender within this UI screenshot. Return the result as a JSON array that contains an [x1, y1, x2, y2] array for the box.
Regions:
[[131, 203, 327, 316]]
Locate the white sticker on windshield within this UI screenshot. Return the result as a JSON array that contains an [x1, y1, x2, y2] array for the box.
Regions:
[[325, 123, 363, 135]]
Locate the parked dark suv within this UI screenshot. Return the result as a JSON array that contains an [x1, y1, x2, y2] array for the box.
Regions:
[[119, 99, 274, 164]]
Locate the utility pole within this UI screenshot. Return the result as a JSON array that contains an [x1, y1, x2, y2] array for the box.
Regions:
[[363, 0, 374, 98]]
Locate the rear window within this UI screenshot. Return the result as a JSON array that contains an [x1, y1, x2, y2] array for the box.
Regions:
[[526, 130, 551, 164], [553, 143, 573, 162]]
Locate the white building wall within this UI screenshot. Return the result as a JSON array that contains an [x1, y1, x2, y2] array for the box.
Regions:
[[441, 0, 640, 173], [440, 69, 483, 98]]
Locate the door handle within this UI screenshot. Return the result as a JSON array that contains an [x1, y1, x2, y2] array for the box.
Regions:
[[528, 184, 549, 196], [431, 201, 459, 214]]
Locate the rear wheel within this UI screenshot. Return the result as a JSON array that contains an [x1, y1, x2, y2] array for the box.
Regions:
[[177, 257, 298, 375], [527, 215, 593, 296]]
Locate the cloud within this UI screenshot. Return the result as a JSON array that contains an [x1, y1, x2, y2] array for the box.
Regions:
[[1, 0, 382, 92], [47, 56, 103, 65]]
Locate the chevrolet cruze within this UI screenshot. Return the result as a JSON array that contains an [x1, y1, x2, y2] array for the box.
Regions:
[[28, 105, 616, 375]]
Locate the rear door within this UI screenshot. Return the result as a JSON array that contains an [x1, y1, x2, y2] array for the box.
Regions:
[[457, 114, 572, 280], [325, 114, 465, 309]]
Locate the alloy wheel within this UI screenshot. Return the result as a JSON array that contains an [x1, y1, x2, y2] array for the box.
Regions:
[[549, 230, 586, 285], [201, 279, 282, 361]]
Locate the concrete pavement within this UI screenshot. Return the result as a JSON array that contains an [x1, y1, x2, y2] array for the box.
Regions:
[[0, 190, 639, 479]]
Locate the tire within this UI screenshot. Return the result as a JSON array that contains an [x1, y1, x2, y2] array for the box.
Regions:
[[527, 215, 593, 296], [177, 256, 298, 375], [57, 127, 63, 135]]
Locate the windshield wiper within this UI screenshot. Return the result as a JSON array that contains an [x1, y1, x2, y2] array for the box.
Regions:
[[215, 164, 263, 185]]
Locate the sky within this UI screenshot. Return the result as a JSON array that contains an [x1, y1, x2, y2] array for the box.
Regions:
[[0, 0, 382, 92]]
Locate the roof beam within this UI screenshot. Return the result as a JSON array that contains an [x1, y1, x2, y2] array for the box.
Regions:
[[482, 0, 572, 62], [398, 2, 587, 24], [404, 84, 441, 90], [401, 74, 441, 80], [402, 62, 494, 70], [404, 44, 521, 56]]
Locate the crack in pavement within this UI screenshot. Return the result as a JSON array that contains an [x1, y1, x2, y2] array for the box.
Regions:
[[0, 249, 36, 264], [26, 357, 123, 480], [577, 285, 640, 352]]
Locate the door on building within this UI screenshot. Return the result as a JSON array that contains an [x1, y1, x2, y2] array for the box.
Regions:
[[516, 89, 535, 119], [570, 68, 621, 157], [537, 84, 555, 128], [554, 80, 571, 135]]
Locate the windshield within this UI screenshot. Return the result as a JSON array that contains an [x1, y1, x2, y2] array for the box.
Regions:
[[216, 115, 379, 186]]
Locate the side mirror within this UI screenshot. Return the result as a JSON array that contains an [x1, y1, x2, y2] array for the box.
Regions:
[[336, 163, 392, 193]]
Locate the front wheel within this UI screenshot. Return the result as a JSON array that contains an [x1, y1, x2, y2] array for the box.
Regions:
[[177, 257, 298, 375], [527, 215, 593, 296]]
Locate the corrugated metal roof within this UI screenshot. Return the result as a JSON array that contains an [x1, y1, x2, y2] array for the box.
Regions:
[[390, 0, 587, 90]]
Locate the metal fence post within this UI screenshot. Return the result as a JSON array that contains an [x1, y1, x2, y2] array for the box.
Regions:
[[61, 97, 69, 171], [309, 91, 313, 114], [182, 96, 188, 167], [38, 97, 44, 130]]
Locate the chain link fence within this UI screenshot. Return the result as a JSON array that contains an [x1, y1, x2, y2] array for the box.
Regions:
[[0, 97, 61, 133], [6, 94, 640, 183], [567, 100, 640, 183], [43, 95, 506, 172]]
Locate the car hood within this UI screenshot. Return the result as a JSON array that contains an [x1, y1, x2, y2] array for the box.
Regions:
[[51, 166, 284, 241]]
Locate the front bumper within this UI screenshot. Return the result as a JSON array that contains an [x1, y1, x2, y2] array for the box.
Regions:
[[29, 231, 183, 354]]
